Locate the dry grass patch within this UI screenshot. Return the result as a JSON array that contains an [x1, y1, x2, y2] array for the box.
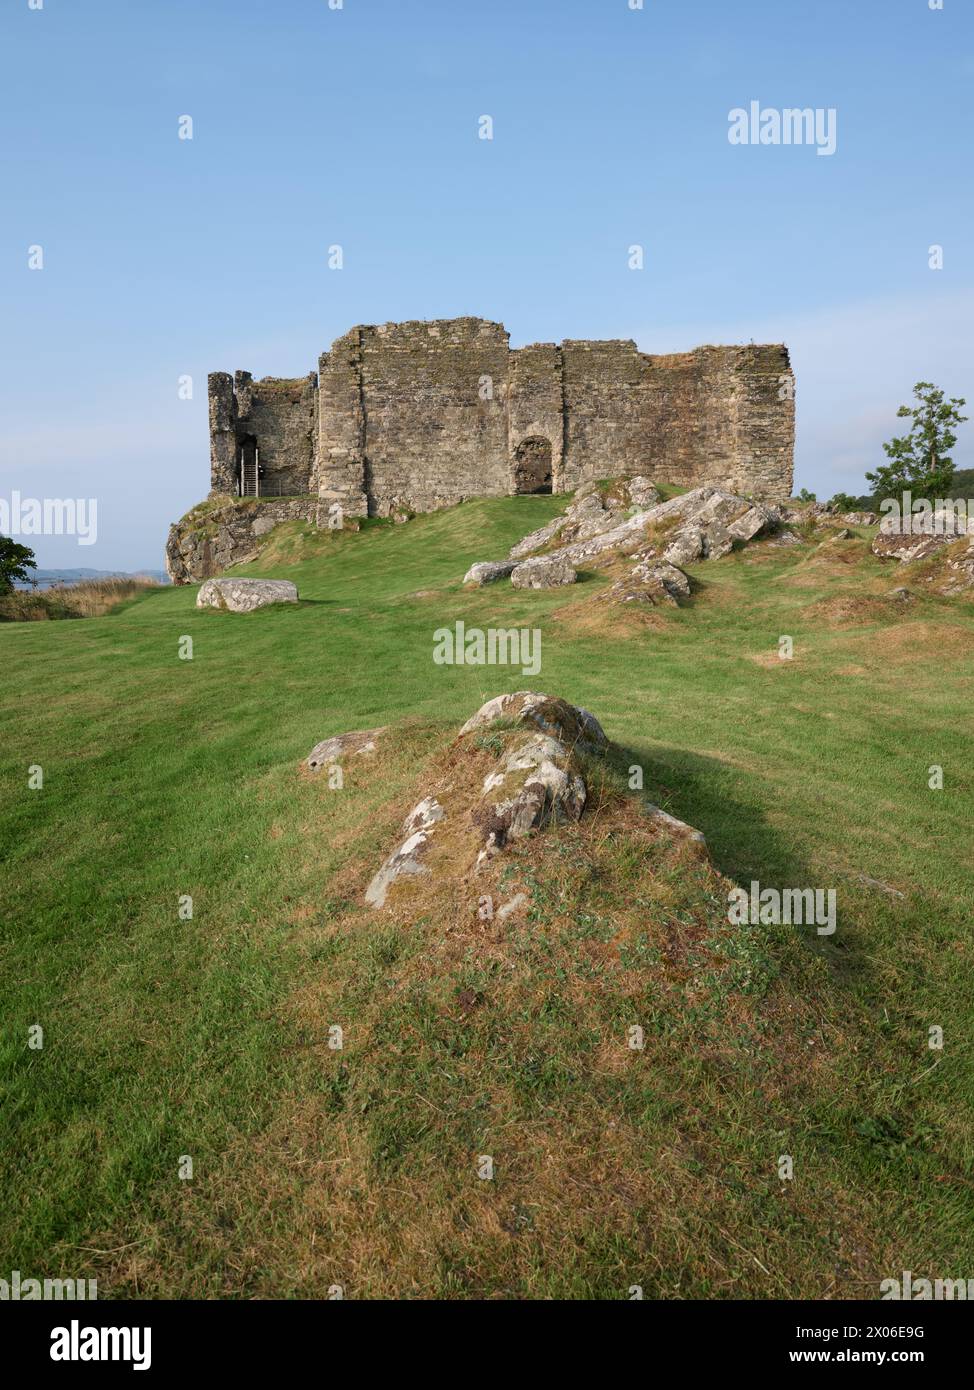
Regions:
[[0, 577, 161, 621], [834, 620, 974, 668]]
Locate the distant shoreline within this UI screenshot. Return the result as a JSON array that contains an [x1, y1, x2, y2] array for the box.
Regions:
[[14, 569, 170, 591]]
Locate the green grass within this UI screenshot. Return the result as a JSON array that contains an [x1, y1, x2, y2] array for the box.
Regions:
[[2, 496, 973, 1298]]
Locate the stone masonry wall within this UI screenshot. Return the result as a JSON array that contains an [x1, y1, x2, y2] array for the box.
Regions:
[[356, 318, 511, 516], [210, 318, 794, 511]]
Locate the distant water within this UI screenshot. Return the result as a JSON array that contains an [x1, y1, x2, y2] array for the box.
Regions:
[[14, 569, 170, 591]]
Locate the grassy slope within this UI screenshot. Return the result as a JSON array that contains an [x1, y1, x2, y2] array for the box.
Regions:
[[1, 496, 973, 1298]]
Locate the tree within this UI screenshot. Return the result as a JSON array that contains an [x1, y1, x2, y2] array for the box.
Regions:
[[0, 535, 37, 593], [796, 487, 817, 503], [866, 382, 968, 504], [828, 491, 859, 512]]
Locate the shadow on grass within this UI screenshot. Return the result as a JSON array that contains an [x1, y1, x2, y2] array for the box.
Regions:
[[613, 739, 869, 984]]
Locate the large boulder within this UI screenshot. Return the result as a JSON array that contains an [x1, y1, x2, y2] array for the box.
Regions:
[[511, 555, 577, 589], [197, 577, 298, 612]]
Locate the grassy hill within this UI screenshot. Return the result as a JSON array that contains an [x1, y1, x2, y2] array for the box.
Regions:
[[2, 496, 973, 1298]]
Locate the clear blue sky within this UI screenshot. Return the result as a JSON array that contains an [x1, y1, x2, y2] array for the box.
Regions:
[[2, 0, 972, 570]]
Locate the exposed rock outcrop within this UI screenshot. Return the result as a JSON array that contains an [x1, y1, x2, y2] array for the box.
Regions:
[[365, 796, 445, 908], [362, 692, 706, 911], [197, 577, 298, 612], [167, 497, 320, 584], [601, 555, 692, 607], [464, 482, 781, 608], [364, 693, 615, 909]]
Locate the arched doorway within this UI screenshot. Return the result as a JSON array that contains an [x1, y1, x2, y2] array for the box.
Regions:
[[512, 437, 552, 494]]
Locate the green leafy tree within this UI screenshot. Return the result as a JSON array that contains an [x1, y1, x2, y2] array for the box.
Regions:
[[796, 487, 817, 503], [828, 491, 859, 512], [866, 382, 968, 504], [0, 536, 37, 593]]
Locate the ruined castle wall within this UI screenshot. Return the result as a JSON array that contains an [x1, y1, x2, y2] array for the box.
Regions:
[[235, 373, 317, 496], [355, 318, 511, 515], [559, 340, 650, 491], [508, 344, 565, 487], [207, 373, 238, 497], [560, 342, 793, 499], [211, 319, 794, 511], [317, 331, 368, 519], [724, 345, 795, 498]]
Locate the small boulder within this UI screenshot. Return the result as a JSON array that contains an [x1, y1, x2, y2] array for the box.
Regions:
[[463, 560, 517, 586], [511, 555, 577, 589], [604, 556, 690, 606], [197, 578, 298, 612], [306, 727, 386, 773]]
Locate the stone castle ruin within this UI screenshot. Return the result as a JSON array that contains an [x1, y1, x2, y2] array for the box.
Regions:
[[207, 317, 795, 517]]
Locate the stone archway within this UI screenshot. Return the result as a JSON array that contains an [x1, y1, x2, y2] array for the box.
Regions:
[[512, 437, 553, 494]]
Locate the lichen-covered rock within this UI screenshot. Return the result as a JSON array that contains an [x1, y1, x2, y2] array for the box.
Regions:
[[365, 797, 445, 907], [361, 693, 710, 913], [365, 694, 609, 909], [602, 557, 691, 606], [463, 560, 517, 586], [472, 731, 587, 867], [508, 517, 568, 562], [505, 485, 779, 581], [197, 578, 298, 612], [506, 477, 661, 568], [511, 555, 577, 589], [306, 727, 386, 773], [458, 691, 608, 754], [663, 528, 705, 567]]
